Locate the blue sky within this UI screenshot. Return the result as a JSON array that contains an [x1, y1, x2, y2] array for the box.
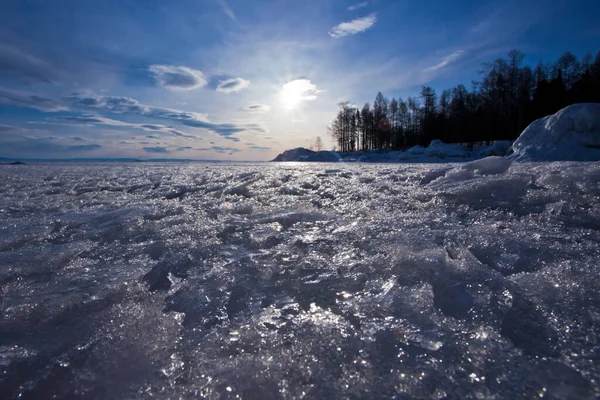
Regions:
[[0, 0, 598, 160]]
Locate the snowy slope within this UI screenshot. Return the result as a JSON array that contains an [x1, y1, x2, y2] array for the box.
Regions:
[[511, 103, 600, 161], [1, 161, 600, 399]]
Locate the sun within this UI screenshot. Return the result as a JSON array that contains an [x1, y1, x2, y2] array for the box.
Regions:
[[280, 79, 319, 110], [280, 82, 304, 109]]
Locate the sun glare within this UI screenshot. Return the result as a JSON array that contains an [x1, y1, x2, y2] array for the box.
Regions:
[[280, 79, 319, 109], [280, 83, 304, 109]]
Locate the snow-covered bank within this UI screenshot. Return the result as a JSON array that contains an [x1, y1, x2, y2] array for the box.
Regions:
[[511, 103, 600, 161], [273, 140, 512, 163], [274, 103, 600, 163]]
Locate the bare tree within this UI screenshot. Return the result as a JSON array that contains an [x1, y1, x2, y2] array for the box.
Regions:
[[315, 136, 323, 151]]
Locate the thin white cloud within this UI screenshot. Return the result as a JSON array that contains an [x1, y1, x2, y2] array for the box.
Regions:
[[148, 64, 207, 90], [242, 104, 271, 113], [217, 77, 250, 93], [471, 19, 492, 34], [0, 87, 67, 112], [329, 14, 377, 38], [218, 0, 236, 20], [348, 2, 369, 11], [425, 51, 464, 71]]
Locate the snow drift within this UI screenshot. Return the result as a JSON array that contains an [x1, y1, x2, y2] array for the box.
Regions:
[[511, 103, 600, 161]]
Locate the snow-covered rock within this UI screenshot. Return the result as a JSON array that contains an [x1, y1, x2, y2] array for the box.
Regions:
[[511, 103, 600, 161], [272, 148, 343, 162], [407, 145, 426, 154], [426, 140, 470, 158], [272, 147, 316, 161]]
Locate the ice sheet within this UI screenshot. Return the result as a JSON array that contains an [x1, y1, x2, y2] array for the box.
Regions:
[[1, 161, 599, 399]]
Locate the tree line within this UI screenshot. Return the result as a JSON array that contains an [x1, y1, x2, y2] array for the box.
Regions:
[[329, 50, 600, 152]]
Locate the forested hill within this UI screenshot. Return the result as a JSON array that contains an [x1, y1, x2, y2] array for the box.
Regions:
[[329, 50, 600, 152]]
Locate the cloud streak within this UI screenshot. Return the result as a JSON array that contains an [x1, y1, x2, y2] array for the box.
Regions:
[[64, 93, 264, 138], [216, 77, 250, 93], [218, 0, 236, 21], [242, 104, 271, 113], [0, 87, 67, 112], [425, 51, 464, 71], [148, 64, 208, 90], [329, 14, 377, 38], [45, 115, 197, 139], [143, 146, 169, 153], [0, 134, 103, 157], [0, 44, 59, 84], [0, 124, 16, 132], [211, 146, 240, 154], [348, 2, 369, 11]]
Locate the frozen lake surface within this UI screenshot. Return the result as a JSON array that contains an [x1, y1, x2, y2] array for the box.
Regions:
[[1, 161, 600, 399]]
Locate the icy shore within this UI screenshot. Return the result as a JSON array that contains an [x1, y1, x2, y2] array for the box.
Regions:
[[272, 140, 511, 163], [274, 103, 600, 163]]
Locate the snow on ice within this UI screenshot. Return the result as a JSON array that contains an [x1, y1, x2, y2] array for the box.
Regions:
[[1, 157, 600, 399]]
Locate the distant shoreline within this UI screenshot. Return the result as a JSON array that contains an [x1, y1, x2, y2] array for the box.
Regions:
[[272, 140, 512, 163], [0, 158, 263, 164]]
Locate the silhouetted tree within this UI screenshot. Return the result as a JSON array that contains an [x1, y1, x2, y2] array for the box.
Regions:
[[329, 49, 599, 151]]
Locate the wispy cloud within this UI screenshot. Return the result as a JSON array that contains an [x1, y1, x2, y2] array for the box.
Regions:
[[218, 0, 236, 21], [348, 2, 369, 11], [212, 146, 240, 154], [471, 19, 492, 34], [0, 87, 67, 112], [44, 115, 197, 139], [425, 51, 464, 71], [0, 133, 104, 156], [329, 14, 377, 38], [68, 144, 102, 151], [148, 64, 207, 90], [0, 44, 59, 84], [242, 104, 271, 113], [0, 124, 16, 131], [216, 77, 250, 93], [64, 93, 264, 139], [143, 146, 169, 154], [64, 93, 207, 121]]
